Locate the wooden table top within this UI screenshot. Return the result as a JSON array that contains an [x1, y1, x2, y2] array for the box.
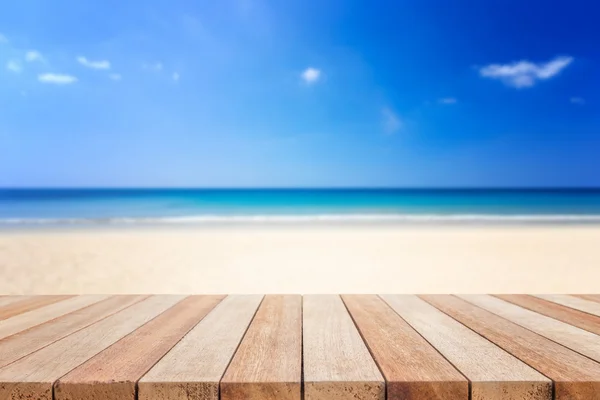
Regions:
[[0, 294, 599, 400]]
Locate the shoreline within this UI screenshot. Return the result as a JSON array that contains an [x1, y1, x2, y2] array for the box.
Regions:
[[1, 224, 600, 294], [3, 217, 600, 233]]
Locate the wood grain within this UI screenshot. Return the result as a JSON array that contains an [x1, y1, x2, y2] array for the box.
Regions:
[[0, 295, 184, 400], [138, 295, 263, 400], [55, 295, 224, 400], [304, 295, 385, 400], [0, 295, 146, 368], [0, 297, 32, 309], [221, 295, 302, 400], [342, 295, 465, 400], [0, 295, 73, 321], [381, 295, 551, 400], [574, 294, 600, 303], [421, 295, 600, 400], [459, 295, 600, 363], [534, 294, 600, 317], [496, 294, 600, 335], [0, 295, 109, 340]]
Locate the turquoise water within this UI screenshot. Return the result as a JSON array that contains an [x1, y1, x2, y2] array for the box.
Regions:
[[1, 189, 600, 225]]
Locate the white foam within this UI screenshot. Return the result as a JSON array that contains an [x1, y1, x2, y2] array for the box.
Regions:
[[2, 214, 600, 225]]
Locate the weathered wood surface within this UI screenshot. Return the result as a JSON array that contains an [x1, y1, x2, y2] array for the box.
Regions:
[[343, 295, 466, 400], [459, 294, 600, 363], [0, 295, 146, 368], [422, 295, 600, 400], [55, 295, 224, 400], [381, 295, 551, 400], [138, 295, 263, 400], [304, 295, 385, 400], [0, 296, 184, 400], [534, 294, 600, 317], [0, 296, 33, 308], [0, 294, 599, 400], [221, 295, 302, 400], [574, 294, 600, 303], [0, 295, 73, 321], [497, 294, 600, 335], [0, 295, 109, 340]]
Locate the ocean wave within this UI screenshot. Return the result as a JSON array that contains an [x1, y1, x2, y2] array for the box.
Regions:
[[2, 214, 600, 225]]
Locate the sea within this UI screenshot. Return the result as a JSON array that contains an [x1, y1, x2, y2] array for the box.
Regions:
[[1, 189, 600, 226]]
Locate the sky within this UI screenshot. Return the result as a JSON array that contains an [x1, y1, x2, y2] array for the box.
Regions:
[[1, 0, 599, 188]]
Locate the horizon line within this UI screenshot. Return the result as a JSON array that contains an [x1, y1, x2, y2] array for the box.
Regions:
[[2, 187, 600, 191]]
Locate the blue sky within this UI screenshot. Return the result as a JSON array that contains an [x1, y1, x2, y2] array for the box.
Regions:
[[1, 0, 598, 187]]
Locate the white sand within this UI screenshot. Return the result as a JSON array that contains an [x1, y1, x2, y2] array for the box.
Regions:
[[1, 225, 599, 294]]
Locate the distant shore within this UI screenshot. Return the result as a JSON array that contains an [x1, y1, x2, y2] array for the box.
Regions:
[[1, 224, 599, 294]]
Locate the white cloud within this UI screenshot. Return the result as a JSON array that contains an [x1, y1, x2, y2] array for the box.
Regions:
[[25, 50, 45, 63], [172, 72, 180, 82], [77, 56, 111, 70], [38, 73, 78, 84], [570, 97, 585, 105], [143, 62, 163, 71], [439, 97, 457, 105], [109, 73, 122, 81], [382, 107, 402, 135], [479, 56, 573, 88], [301, 67, 321, 84], [0, 33, 7, 44], [6, 60, 22, 73]]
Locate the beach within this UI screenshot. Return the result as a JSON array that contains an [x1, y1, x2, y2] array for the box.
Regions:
[[1, 224, 599, 294]]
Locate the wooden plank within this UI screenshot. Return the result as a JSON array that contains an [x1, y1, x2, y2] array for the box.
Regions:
[[381, 295, 551, 400], [0, 295, 74, 321], [574, 294, 600, 303], [55, 295, 224, 400], [342, 295, 464, 400], [0, 295, 110, 340], [421, 295, 600, 400], [304, 295, 385, 400], [534, 294, 600, 317], [0, 296, 33, 308], [0, 295, 147, 368], [221, 295, 302, 400], [138, 295, 263, 400], [0, 295, 185, 400], [459, 295, 600, 363], [496, 294, 600, 335]]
